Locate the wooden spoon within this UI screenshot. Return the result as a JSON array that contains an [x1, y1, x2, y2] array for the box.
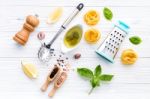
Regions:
[[41, 65, 61, 92], [48, 71, 67, 97]]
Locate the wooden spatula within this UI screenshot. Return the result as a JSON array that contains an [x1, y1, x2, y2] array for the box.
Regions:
[[48, 71, 67, 97], [41, 65, 61, 92]]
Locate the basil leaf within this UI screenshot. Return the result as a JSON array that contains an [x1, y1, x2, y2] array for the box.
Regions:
[[77, 68, 93, 79], [103, 7, 113, 21], [90, 78, 96, 88], [129, 36, 142, 45], [94, 65, 101, 77], [100, 74, 114, 81], [95, 77, 100, 86], [90, 76, 100, 88]]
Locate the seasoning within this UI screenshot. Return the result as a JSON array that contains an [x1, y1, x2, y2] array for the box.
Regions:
[[50, 67, 59, 78], [74, 53, 81, 59], [47, 50, 70, 70], [53, 53, 69, 69], [37, 31, 45, 40]]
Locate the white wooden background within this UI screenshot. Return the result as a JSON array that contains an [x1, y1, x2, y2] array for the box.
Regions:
[[0, 0, 150, 99]]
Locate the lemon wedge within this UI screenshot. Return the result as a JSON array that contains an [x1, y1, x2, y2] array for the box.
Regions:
[[47, 7, 63, 24], [21, 61, 38, 78]]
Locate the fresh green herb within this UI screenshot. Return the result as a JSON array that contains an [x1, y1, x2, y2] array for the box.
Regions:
[[103, 7, 113, 21], [77, 65, 114, 94], [100, 74, 113, 81], [129, 36, 142, 45], [77, 68, 93, 79], [94, 65, 101, 77]]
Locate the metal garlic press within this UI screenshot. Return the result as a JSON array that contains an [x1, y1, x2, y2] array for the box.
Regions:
[[38, 3, 84, 63], [96, 21, 130, 63]]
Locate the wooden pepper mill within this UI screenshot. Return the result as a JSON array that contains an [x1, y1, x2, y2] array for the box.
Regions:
[[13, 15, 39, 45]]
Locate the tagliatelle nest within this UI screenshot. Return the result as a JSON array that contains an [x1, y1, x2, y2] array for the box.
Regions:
[[84, 28, 100, 44], [84, 10, 100, 26], [121, 49, 138, 65]]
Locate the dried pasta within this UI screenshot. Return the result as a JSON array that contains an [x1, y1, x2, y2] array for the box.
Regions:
[[84, 10, 100, 25], [84, 28, 100, 44], [121, 49, 138, 65]]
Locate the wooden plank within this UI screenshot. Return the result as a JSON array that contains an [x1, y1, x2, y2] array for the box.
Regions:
[[0, 58, 150, 84], [0, 6, 150, 32], [0, 58, 150, 99], [0, 0, 150, 7], [0, 31, 149, 58], [0, 6, 149, 57], [0, 0, 150, 98]]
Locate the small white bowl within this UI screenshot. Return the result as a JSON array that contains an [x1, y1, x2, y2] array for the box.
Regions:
[[61, 25, 83, 53]]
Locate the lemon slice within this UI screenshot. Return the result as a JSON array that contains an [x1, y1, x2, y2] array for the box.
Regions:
[[47, 7, 63, 24], [21, 61, 38, 78]]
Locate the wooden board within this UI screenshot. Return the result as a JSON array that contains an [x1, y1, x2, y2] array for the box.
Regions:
[[0, 0, 150, 99]]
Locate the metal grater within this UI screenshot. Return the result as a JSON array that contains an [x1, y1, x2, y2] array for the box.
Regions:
[[96, 21, 130, 63]]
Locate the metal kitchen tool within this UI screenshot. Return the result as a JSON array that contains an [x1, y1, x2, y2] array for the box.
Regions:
[[38, 3, 84, 63], [96, 21, 130, 63]]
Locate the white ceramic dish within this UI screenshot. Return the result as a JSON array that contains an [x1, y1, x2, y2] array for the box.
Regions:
[[61, 25, 83, 53]]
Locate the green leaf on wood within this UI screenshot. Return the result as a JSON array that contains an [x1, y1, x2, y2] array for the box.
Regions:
[[129, 36, 142, 45], [100, 74, 114, 81], [94, 65, 101, 77], [77, 65, 114, 94], [103, 7, 113, 21], [77, 68, 93, 79]]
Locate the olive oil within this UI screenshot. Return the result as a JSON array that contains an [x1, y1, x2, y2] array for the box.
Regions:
[[64, 25, 82, 48]]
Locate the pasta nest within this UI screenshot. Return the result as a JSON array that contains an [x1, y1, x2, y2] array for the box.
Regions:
[[121, 49, 138, 65], [84, 10, 100, 25], [84, 28, 100, 44]]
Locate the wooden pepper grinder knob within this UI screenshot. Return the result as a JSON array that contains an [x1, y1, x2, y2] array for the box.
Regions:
[[13, 15, 39, 45]]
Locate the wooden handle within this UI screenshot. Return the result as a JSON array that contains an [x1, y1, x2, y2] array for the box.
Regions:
[[41, 80, 50, 92], [41, 65, 61, 92], [48, 87, 57, 97], [55, 71, 67, 88]]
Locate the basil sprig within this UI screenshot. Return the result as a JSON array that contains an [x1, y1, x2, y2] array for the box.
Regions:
[[77, 65, 113, 94], [129, 36, 142, 45]]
